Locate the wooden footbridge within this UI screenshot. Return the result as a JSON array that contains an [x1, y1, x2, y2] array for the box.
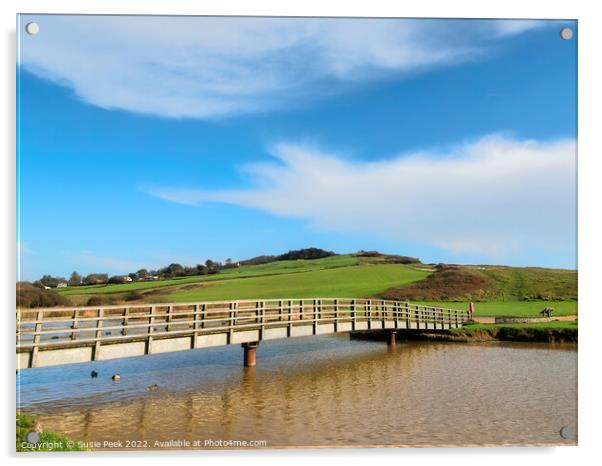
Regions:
[[16, 298, 470, 369]]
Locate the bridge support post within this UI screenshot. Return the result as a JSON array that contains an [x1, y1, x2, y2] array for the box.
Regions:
[[387, 331, 397, 346], [242, 342, 259, 367]]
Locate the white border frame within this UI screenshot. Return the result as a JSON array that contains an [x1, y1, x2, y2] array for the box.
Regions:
[[2, 1, 600, 465]]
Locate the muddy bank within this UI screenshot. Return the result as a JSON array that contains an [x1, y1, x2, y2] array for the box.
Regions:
[[351, 326, 578, 344]]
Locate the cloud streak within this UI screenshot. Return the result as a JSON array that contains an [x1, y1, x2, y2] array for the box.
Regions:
[[20, 16, 544, 119], [143, 135, 576, 258], [67, 250, 141, 273]]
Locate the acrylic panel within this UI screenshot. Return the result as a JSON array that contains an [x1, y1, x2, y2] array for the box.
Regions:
[[16, 15, 577, 451]]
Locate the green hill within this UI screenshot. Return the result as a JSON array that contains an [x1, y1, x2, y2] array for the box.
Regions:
[[52, 254, 577, 317], [56, 254, 430, 304]]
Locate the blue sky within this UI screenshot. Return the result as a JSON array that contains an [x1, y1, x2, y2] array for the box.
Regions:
[[17, 16, 577, 280]]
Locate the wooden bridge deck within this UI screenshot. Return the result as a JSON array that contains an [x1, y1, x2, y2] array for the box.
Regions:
[[16, 298, 470, 369]]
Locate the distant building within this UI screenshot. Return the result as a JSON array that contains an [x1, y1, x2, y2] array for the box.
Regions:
[[124, 276, 133, 282], [56, 282, 67, 288]]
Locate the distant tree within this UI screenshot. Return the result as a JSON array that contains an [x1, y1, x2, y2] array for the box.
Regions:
[[128, 272, 137, 281], [68, 271, 82, 286], [223, 258, 237, 269], [83, 273, 109, 285], [39, 275, 66, 288], [108, 275, 129, 284], [205, 259, 215, 269], [277, 248, 335, 261], [136, 268, 149, 279], [158, 263, 186, 278]]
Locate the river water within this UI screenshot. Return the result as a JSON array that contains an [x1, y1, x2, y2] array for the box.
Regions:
[[17, 335, 577, 449]]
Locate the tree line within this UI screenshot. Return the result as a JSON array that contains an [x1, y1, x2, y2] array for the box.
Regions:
[[30, 248, 338, 290], [34, 258, 237, 288]]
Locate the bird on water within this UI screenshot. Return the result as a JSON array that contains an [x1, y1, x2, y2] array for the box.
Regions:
[[112, 374, 121, 381]]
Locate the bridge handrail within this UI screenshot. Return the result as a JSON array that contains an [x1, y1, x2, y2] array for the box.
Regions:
[[16, 298, 470, 352]]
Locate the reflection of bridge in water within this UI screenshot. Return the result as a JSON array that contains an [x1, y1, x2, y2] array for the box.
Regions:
[[17, 298, 470, 369]]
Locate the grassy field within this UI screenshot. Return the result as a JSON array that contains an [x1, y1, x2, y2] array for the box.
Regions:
[[158, 263, 429, 302], [473, 266, 577, 301], [57, 255, 430, 303], [58, 255, 361, 296], [54, 255, 577, 317], [416, 300, 578, 317]]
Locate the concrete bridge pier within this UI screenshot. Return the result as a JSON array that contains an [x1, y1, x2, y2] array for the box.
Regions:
[[242, 342, 259, 367], [387, 331, 397, 346]]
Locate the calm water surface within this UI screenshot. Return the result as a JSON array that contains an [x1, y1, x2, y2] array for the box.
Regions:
[[17, 336, 577, 448]]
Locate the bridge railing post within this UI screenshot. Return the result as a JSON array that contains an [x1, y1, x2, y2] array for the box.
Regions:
[[166, 305, 172, 332], [147, 305, 155, 354], [350, 299, 356, 329], [287, 299, 293, 336], [71, 309, 79, 340], [121, 307, 129, 336], [192, 304, 200, 348], [30, 310, 44, 368], [228, 302, 236, 343], [333, 299, 339, 331], [260, 301, 266, 332], [318, 299, 322, 322], [93, 308, 104, 360], [200, 304, 206, 330]]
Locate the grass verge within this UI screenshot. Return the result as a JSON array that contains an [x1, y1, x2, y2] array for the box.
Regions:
[[16, 412, 86, 452], [450, 320, 577, 343]]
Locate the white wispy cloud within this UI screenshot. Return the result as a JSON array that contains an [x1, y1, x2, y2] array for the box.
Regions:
[[68, 250, 141, 273], [143, 135, 576, 258], [19, 16, 544, 119]]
